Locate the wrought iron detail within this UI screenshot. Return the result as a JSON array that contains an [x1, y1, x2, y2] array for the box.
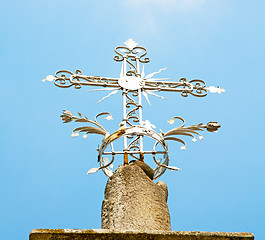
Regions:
[[43, 39, 224, 179]]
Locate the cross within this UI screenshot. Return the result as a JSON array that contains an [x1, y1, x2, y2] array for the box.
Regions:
[[43, 39, 224, 180]]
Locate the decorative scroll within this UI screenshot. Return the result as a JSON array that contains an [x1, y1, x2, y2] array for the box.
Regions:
[[125, 90, 140, 126], [144, 78, 208, 97], [180, 78, 208, 97], [114, 40, 150, 64], [53, 70, 120, 89], [52, 71, 209, 98]]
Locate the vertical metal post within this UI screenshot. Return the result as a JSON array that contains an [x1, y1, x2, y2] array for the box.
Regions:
[[138, 88, 143, 153], [122, 58, 128, 151], [136, 57, 144, 159], [123, 89, 128, 150]]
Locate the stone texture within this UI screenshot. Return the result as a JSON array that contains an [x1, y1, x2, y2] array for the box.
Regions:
[[131, 160, 155, 180], [29, 229, 255, 240], [101, 163, 171, 231]]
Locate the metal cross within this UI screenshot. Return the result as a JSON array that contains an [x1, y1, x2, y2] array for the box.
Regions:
[[43, 39, 224, 179]]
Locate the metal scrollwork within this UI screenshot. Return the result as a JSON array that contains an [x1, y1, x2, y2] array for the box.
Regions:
[[188, 79, 207, 97], [114, 46, 149, 64], [53, 70, 120, 89], [43, 38, 223, 179], [125, 91, 140, 126]]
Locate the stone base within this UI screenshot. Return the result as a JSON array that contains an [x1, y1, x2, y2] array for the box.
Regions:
[[101, 163, 171, 231], [29, 229, 254, 240]]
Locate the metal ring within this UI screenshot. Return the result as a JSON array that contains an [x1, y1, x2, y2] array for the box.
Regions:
[[98, 126, 170, 179]]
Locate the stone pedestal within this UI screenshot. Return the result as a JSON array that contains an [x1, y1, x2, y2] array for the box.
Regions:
[[29, 163, 255, 239], [101, 163, 171, 231], [29, 229, 255, 240]]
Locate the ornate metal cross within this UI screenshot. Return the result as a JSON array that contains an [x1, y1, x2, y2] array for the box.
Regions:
[[43, 39, 224, 180]]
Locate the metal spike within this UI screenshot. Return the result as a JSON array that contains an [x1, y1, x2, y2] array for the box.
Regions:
[[145, 67, 167, 79], [146, 90, 168, 100], [143, 91, 151, 106], [97, 89, 119, 104], [141, 64, 145, 78]]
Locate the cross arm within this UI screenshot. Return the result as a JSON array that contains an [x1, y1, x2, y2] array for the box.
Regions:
[[43, 70, 120, 89], [143, 78, 209, 97]]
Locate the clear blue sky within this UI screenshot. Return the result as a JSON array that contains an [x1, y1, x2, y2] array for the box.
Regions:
[[1, 0, 264, 239]]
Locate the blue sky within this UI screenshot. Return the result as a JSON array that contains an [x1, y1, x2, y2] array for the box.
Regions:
[[1, 0, 265, 239]]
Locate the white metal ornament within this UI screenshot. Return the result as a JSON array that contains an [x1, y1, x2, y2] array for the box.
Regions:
[[43, 39, 224, 179]]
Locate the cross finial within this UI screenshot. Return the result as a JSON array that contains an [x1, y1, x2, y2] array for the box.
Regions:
[[124, 39, 138, 49]]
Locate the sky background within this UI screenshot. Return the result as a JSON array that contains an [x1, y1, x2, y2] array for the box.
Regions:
[[1, 0, 265, 239]]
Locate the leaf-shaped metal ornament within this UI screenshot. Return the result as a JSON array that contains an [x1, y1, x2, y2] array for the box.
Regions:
[[154, 166, 165, 179], [168, 166, 181, 171], [102, 157, 109, 165], [165, 131, 195, 138], [156, 158, 162, 164], [73, 126, 106, 136], [104, 168, 113, 177], [163, 117, 220, 153], [61, 110, 113, 140], [87, 167, 99, 175], [75, 119, 90, 123], [164, 137, 186, 147]]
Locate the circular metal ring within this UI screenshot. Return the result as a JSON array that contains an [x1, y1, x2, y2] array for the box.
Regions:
[[98, 126, 170, 179]]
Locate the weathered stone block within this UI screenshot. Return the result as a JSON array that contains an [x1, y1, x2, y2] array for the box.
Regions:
[[29, 229, 255, 240], [101, 163, 171, 231]]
